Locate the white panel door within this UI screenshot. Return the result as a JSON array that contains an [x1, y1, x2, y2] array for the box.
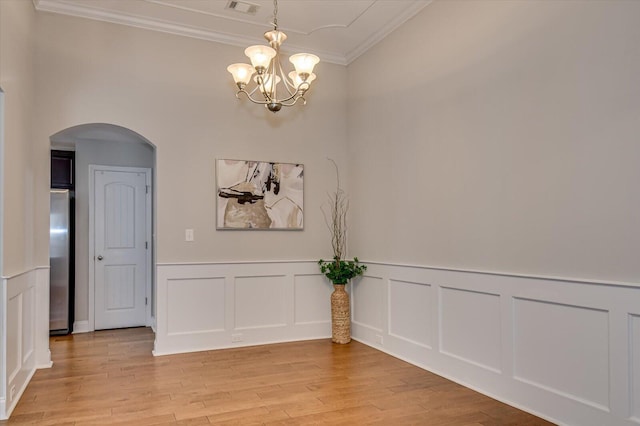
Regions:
[[94, 169, 148, 330]]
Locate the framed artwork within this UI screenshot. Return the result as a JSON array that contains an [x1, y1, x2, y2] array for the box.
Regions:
[[216, 159, 304, 230]]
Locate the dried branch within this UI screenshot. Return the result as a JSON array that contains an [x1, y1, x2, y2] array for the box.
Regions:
[[321, 158, 348, 262], [319, 158, 367, 284]]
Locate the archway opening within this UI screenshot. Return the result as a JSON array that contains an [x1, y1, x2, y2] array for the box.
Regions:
[[49, 123, 157, 334]]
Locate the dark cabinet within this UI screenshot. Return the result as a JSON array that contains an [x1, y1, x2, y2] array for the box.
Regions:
[[51, 150, 75, 189]]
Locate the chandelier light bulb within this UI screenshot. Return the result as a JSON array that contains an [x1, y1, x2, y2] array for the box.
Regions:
[[244, 45, 276, 72], [227, 63, 255, 88], [289, 53, 320, 76], [255, 73, 281, 97]]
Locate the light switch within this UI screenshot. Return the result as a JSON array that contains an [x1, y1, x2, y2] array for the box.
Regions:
[[185, 229, 194, 242]]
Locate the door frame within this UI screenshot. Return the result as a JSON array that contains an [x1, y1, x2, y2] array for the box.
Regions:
[[88, 165, 152, 331]]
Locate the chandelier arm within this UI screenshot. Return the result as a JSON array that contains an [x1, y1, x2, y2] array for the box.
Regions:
[[268, 54, 278, 102], [236, 89, 270, 105], [276, 58, 297, 96], [236, 88, 306, 108], [255, 74, 273, 103], [279, 95, 306, 107]]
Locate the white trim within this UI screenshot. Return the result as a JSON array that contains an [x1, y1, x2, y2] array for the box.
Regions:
[[32, 0, 347, 65], [32, 0, 434, 66], [1, 265, 49, 281], [1, 268, 44, 419], [344, 1, 432, 64], [34, 267, 52, 369], [363, 260, 640, 290], [0, 279, 5, 421], [153, 261, 331, 356], [88, 165, 153, 332], [350, 336, 558, 425], [72, 320, 90, 334], [159, 259, 639, 289], [156, 259, 315, 266], [351, 262, 640, 426]]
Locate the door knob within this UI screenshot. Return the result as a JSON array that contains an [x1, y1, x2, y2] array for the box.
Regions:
[[97, 255, 104, 261]]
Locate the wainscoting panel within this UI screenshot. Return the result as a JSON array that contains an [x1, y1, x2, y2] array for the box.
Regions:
[[154, 260, 640, 425], [513, 298, 609, 410], [1, 268, 51, 420], [167, 277, 225, 335], [6, 291, 21, 384], [352, 275, 384, 332], [440, 287, 502, 373], [632, 314, 640, 423], [352, 262, 640, 426], [235, 275, 286, 330], [388, 279, 432, 348], [293, 274, 332, 325], [154, 262, 332, 356]]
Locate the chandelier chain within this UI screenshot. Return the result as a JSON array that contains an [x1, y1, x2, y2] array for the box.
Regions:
[[272, 0, 278, 30]]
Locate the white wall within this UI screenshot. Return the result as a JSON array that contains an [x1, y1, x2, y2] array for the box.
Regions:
[[0, 0, 51, 420], [30, 9, 348, 349], [344, 1, 640, 424], [0, 0, 43, 276], [347, 0, 640, 284], [33, 11, 349, 266]]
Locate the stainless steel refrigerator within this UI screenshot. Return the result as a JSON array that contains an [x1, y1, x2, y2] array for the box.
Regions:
[[50, 189, 72, 334]]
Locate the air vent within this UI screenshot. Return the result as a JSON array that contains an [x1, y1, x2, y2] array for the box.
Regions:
[[226, 0, 259, 15]]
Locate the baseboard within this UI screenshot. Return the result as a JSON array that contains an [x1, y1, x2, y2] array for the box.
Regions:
[[3, 366, 37, 420], [72, 320, 90, 333], [37, 349, 53, 369]]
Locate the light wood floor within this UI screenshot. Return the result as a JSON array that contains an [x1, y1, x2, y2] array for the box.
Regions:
[[2, 328, 553, 425]]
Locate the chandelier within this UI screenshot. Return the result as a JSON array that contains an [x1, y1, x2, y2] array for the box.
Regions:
[[227, 0, 320, 113]]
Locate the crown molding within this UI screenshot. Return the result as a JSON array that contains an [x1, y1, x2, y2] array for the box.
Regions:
[[33, 0, 348, 65], [345, 0, 432, 65], [32, 0, 432, 66]]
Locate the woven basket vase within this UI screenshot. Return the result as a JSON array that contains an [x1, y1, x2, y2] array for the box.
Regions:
[[331, 284, 351, 344]]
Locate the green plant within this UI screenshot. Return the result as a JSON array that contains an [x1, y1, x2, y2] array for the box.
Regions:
[[319, 159, 366, 284], [318, 257, 367, 285]]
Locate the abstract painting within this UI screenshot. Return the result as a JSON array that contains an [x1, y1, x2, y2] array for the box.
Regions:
[[216, 159, 304, 230]]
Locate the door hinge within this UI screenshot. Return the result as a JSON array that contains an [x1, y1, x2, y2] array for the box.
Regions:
[[145, 241, 148, 249], [145, 297, 148, 305], [146, 185, 149, 194]]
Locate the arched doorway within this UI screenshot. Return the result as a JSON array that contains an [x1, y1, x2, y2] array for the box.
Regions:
[[50, 123, 156, 332]]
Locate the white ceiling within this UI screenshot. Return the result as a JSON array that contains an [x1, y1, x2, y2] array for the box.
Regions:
[[32, 0, 432, 65]]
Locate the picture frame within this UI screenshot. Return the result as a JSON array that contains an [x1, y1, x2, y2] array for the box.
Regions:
[[216, 159, 304, 230]]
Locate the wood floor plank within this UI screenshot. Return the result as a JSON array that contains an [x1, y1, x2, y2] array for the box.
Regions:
[[0, 328, 554, 425]]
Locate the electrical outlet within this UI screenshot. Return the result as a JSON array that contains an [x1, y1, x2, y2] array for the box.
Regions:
[[185, 229, 194, 242], [232, 333, 243, 343], [375, 334, 383, 345], [10, 384, 16, 402]]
